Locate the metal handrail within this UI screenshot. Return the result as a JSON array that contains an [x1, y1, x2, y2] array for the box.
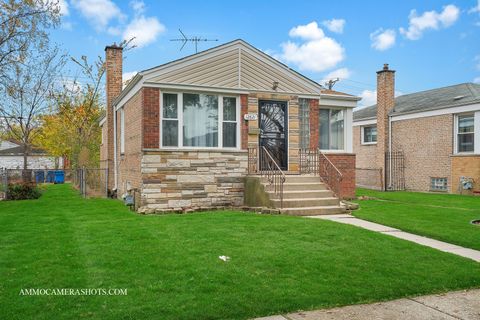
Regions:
[[318, 149, 343, 178], [299, 148, 343, 197], [317, 148, 343, 197], [259, 146, 286, 208]]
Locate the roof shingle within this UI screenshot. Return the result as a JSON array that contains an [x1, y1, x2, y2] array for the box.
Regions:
[[353, 83, 480, 121]]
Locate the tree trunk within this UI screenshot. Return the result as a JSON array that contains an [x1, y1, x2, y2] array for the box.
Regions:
[[22, 143, 30, 183], [23, 143, 28, 170]]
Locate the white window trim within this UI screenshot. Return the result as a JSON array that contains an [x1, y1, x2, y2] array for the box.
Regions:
[[120, 108, 125, 154], [160, 93, 180, 147], [454, 111, 479, 155], [159, 90, 241, 150], [319, 106, 351, 153], [361, 125, 377, 145]]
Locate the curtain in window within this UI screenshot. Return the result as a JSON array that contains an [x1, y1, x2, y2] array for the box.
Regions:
[[319, 109, 330, 149], [319, 108, 344, 150], [183, 94, 218, 147]]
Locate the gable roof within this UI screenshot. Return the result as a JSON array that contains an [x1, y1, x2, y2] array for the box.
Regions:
[[0, 141, 48, 156], [114, 39, 358, 108], [353, 83, 480, 121]]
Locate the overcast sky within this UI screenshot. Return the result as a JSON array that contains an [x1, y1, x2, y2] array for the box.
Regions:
[[53, 0, 480, 107]]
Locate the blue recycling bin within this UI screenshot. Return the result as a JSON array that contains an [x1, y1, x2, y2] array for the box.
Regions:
[[35, 171, 45, 183], [54, 170, 64, 184], [46, 171, 55, 183]]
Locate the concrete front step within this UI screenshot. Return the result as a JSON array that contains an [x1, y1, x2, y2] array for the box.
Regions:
[[281, 205, 346, 216], [257, 175, 343, 216], [272, 197, 340, 208], [282, 182, 328, 191], [283, 175, 320, 183], [268, 189, 334, 199]]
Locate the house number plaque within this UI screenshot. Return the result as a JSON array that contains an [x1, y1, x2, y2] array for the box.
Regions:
[[244, 113, 258, 121]]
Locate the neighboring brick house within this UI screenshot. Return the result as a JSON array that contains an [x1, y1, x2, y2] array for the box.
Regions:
[[353, 64, 480, 194], [100, 40, 359, 213]]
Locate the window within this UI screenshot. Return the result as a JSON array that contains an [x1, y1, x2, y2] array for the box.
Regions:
[[222, 97, 237, 148], [183, 93, 218, 147], [431, 177, 447, 191], [319, 108, 344, 150], [120, 108, 125, 154], [299, 98, 310, 149], [362, 125, 377, 144], [162, 93, 178, 147], [161, 92, 238, 149], [457, 114, 474, 153]]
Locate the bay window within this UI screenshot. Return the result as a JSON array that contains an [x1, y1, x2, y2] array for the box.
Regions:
[[161, 92, 239, 149], [456, 114, 474, 153], [319, 108, 345, 150]]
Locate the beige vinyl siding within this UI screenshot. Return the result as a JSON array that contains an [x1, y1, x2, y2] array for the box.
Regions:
[[151, 50, 240, 88], [148, 45, 320, 95], [240, 50, 316, 94]]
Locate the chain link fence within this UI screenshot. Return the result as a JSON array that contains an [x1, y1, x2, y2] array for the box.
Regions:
[[74, 168, 108, 198], [0, 168, 108, 199]]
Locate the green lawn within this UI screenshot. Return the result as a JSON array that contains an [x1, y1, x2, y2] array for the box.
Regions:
[[1, 185, 479, 320], [354, 188, 480, 250]]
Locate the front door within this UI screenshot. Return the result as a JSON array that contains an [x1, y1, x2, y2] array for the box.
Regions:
[[259, 100, 288, 170]]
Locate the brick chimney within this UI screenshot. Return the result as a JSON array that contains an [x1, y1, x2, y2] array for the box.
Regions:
[[376, 63, 395, 187], [104, 43, 123, 190]]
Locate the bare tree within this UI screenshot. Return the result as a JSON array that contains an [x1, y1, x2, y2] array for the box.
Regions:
[[0, 47, 65, 170], [0, 0, 61, 83]]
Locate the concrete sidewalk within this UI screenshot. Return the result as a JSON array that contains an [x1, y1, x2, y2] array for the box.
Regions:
[[309, 214, 480, 263], [255, 289, 480, 320]]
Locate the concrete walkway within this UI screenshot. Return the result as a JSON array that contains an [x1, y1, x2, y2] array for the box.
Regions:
[[308, 214, 480, 263], [255, 289, 480, 320]]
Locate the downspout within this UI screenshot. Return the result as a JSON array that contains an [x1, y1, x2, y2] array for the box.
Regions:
[[388, 115, 392, 189], [113, 104, 118, 190]]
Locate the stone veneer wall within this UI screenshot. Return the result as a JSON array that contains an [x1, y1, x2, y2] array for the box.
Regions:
[[140, 150, 248, 212]]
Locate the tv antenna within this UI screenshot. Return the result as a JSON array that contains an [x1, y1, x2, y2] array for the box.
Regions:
[[324, 78, 339, 90], [170, 29, 218, 53]]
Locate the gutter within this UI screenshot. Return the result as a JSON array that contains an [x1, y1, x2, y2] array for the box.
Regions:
[[388, 115, 392, 190], [113, 103, 118, 190]]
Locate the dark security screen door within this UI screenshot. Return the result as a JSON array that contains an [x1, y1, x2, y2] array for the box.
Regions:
[[259, 100, 288, 170]]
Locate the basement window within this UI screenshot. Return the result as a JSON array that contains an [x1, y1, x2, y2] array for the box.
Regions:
[[430, 177, 447, 192], [361, 125, 377, 145]]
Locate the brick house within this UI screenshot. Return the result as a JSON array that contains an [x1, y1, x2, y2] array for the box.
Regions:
[[100, 40, 359, 213], [353, 64, 480, 194]]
